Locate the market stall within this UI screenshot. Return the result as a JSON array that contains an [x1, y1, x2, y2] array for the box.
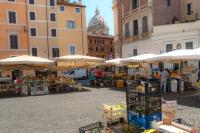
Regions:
[[0, 55, 54, 96], [146, 49, 200, 93], [122, 54, 158, 80], [99, 58, 128, 88], [56, 55, 105, 89]]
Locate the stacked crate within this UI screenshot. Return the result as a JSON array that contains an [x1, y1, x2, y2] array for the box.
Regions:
[[126, 80, 162, 129], [103, 103, 127, 128]]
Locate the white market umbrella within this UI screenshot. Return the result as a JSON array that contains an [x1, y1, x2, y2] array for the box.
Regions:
[[56, 55, 105, 68], [123, 54, 157, 63], [0, 55, 54, 66], [190, 48, 200, 60], [103, 58, 125, 66], [146, 50, 195, 62]]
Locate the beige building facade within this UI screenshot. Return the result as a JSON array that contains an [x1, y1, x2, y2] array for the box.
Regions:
[[122, 20, 200, 57], [181, 0, 200, 22], [113, 0, 200, 57]]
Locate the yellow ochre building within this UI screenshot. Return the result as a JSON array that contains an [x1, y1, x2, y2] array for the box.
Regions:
[[0, 0, 87, 59]]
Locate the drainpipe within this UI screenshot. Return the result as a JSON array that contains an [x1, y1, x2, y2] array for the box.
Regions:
[[120, 0, 123, 58], [46, 0, 50, 58], [25, 0, 30, 55], [81, 6, 85, 55]]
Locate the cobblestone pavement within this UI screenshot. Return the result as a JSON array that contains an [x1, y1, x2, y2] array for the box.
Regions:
[[163, 90, 200, 130], [0, 87, 199, 133]]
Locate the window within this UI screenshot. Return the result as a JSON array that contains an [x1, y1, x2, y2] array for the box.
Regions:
[[8, 11, 16, 24], [110, 41, 112, 44], [90, 39, 92, 43], [90, 47, 93, 51], [96, 47, 98, 52], [142, 16, 148, 33], [125, 23, 130, 38], [30, 28, 36, 36], [166, 44, 173, 52], [75, 7, 81, 13], [29, 12, 36, 20], [32, 48, 38, 56], [51, 29, 57, 37], [29, 0, 34, 4], [9, 34, 18, 49], [132, 0, 138, 10], [101, 47, 104, 52], [185, 42, 193, 49], [133, 49, 137, 56], [52, 48, 59, 58], [69, 45, 76, 55], [8, 0, 15, 2], [110, 48, 113, 52], [60, 6, 65, 12], [133, 19, 138, 35], [49, 0, 55, 6], [50, 13, 56, 21], [166, 0, 171, 6], [67, 20, 76, 29], [187, 3, 192, 15]]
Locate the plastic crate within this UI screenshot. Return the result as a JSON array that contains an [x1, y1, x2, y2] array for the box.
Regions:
[[79, 122, 103, 133], [128, 111, 162, 129], [126, 80, 161, 115]]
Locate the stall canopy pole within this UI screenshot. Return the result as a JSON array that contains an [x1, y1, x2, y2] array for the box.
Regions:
[[75, 61, 77, 83], [179, 59, 181, 74]]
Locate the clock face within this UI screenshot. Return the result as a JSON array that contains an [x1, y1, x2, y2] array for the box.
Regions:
[[177, 43, 181, 49]]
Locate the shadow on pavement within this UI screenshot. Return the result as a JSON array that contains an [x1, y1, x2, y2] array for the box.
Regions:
[[0, 88, 91, 99], [163, 90, 200, 108]]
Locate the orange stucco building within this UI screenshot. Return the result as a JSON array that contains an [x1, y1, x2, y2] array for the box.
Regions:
[[0, 0, 29, 59], [0, 0, 87, 59]]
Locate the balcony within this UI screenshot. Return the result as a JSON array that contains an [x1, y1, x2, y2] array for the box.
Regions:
[[132, 35, 140, 41], [141, 32, 150, 40], [57, 0, 69, 4], [124, 36, 132, 44]]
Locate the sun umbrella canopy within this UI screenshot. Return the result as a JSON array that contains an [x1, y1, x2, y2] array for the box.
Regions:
[[0, 55, 54, 66], [104, 58, 125, 66], [146, 50, 195, 62], [123, 54, 157, 63], [56, 55, 105, 68]]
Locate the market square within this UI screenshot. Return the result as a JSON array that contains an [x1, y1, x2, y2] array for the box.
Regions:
[[1, 0, 200, 132]]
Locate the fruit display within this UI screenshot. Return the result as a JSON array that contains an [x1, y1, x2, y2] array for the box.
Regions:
[[113, 73, 127, 79], [170, 71, 181, 79], [143, 129, 157, 133], [192, 82, 200, 89], [46, 77, 75, 86]]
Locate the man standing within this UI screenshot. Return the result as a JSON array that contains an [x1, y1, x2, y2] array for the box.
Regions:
[[161, 69, 169, 93], [198, 69, 200, 82]]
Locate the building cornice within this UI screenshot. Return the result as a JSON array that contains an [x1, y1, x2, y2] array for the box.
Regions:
[[88, 34, 114, 39]]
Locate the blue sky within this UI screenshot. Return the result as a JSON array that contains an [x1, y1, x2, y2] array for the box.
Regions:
[[82, 0, 114, 35]]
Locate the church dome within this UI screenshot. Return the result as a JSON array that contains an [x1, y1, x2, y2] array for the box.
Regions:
[[88, 8, 109, 35]]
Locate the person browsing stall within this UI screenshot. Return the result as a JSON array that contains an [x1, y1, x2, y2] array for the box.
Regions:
[[161, 69, 169, 93]]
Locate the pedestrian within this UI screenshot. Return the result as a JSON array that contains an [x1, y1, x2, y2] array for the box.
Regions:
[[155, 71, 161, 79], [161, 69, 169, 93], [198, 69, 200, 82]]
